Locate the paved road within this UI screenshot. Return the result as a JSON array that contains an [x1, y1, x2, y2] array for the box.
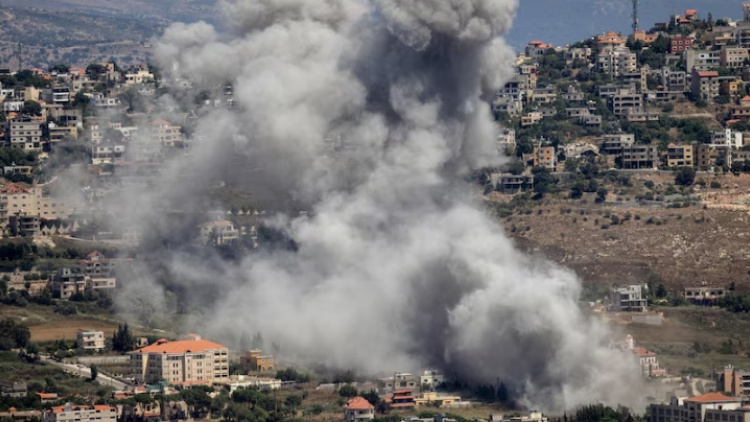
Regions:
[[41, 356, 129, 390]]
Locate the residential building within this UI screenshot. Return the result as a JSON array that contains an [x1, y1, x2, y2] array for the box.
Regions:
[[42, 403, 117, 422], [610, 285, 648, 312], [240, 349, 275, 372], [9, 213, 40, 237], [650, 393, 743, 422], [596, 32, 627, 48], [634, 30, 660, 45], [659, 67, 687, 92], [525, 41, 553, 61], [378, 373, 419, 394], [42, 86, 71, 105], [530, 87, 557, 104], [670, 35, 695, 54], [598, 46, 637, 78], [621, 145, 659, 169], [76, 330, 105, 351], [691, 70, 721, 102], [495, 174, 534, 194], [667, 144, 694, 167], [610, 91, 643, 117], [0, 183, 77, 222], [215, 375, 281, 393], [490, 412, 548, 422], [564, 47, 591, 63], [625, 108, 660, 122], [130, 338, 230, 385], [420, 370, 444, 390], [496, 128, 516, 153], [684, 50, 721, 72], [720, 365, 750, 397], [199, 220, 239, 245], [151, 120, 183, 147], [521, 112, 543, 127], [600, 134, 635, 155], [612, 335, 663, 377], [564, 143, 599, 160], [344, 397, 375, 422], [684, 286, 726, 305], [736, 25, 750, 48], [1, 382, 27, 398], [124, 69, 154, 85], [36, 393, 59, 404], [49, 125, 79, 143], [386, 390, 416, 410], [7, 119, 44, 151], [90, 97, 122, 110], [48, 265, 116, 300], [695, 144, 732, 170], [561, 85, 584, 102], [91, 143, 126, 165], [721, 46, 750, 68], [529, 145, 556, 170], [414, 392, 463, 408], [711, 129, 744, 149]]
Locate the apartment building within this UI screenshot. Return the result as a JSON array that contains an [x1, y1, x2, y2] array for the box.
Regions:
[[695, 144, 732, 170], [0, 183, 76, 223], [525, 40, 553, 61], [49, 267, 116, 300], [650, 393, 743, 422], [720, 365, 750, 397], [735, 25, 750, 48], [151, 120, 183, 147], [530, 146, 556, 170], [721, 46, 750, 68], [91, 143, 126, 165], [7, 120, 44, 151], [530, 87, 557, 104], [240, 350, 275, 371], [344, 397, 375, 422], [667, 144, 694, 167], [711, 129, 744, 149], [496, 174, 534, 194], [9, 213, 40, 237], [130, 338, 230, 385], [379, 373, 419, 395], [76, 330, 105, 351], [670, 35, 695, 54], [621, 145, 659, 169], [691, 70, 720, 102], [597, 46, 637, 78], [684, 49, 720, 72], [610, 285, 648, 312], [43, 404, 117, 422], [521, 112, 544, 127], [600, 134, 635, 155], [124, 69, 154, 85], [610, 91, 643, 117]]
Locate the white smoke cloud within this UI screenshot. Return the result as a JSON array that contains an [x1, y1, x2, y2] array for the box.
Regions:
[[114, 0, 644, 411]]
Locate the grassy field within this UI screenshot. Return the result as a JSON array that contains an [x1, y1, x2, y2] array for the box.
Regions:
[[615, 306, 750, 377], [0, 303, 152, 343]]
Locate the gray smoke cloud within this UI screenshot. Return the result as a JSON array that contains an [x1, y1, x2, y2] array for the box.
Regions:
[[113, 0, 644, 411]]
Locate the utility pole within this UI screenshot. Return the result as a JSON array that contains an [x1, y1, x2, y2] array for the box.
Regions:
[[632, 0, 640, 38], [16, 42, 22, 73]]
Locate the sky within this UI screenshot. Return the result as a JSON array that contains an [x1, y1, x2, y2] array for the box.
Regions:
[[506, 0, 743, 51]]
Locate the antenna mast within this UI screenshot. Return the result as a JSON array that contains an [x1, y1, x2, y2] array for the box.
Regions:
[[745, 3, 750, 22], [632, 0, 640, 37]]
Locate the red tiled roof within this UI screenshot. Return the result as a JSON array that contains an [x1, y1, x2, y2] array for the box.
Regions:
[[133, 339, 227, 354], [151, 119, 170, 126], [632, 347, 656, 357], [529, 40, 544, 46], [50, 405, 115, 414], [1, 183, 30, 194], [35, 392, 58, 399], [697, 71, 719, 77], [741, 96, 750, 102], [685, 392, 737, 403], [87, 251, 105, 258], [345, 397, 374, 411], [685, 9, 697, 16]]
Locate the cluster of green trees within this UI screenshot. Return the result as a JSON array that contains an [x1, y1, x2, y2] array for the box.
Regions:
[[112, 324, 135, 352], [0, 318, 31, 350], [276, 368, 311, 383], [718, 293, 750, 313]]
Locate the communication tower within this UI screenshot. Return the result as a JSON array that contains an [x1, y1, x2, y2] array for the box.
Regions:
[[632, 0, 640, 37], [16, 42, 22, 72], [744, 3, 750, 21]]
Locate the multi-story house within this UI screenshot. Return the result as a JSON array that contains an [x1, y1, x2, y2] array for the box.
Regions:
[[521, 112, 544, 127], [419, 370, 444, 390], [49, 252, 119, 300], [720, 46, 750, 68], [691, 70, 721, 102], [7, 119, 44, 151], [666, 144, 694, 167], [670, 35, 695, 54], [694, 144, 732, 170], [378, 373, 419, 395], [495, 174, 534, 194], [597, 46, 637, 78], [600, 134, 635, 155], [610, 91, 643, 117], [240, 350, 275, 371], [610, 285, 648, 312], [621, 145, 659, 169], [124, 69, 154, 85], [76, 330, 105, 351], [525, 40, 554, 61], [529, 145, 556, 170], [561, 85, 584, 102], [151, 120, 184, 147], [43, 404, 117, 422], [0, 183, 77, 223], [720, 365, 750, 397], [199, 220, 239, 245], [684, 49, 721, 72], [530, 87, 557, 104], [91, 143, 126, 165], [129, 338, 230, 385], [684, 286, 726, 305]]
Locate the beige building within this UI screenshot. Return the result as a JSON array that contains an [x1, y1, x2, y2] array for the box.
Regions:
[[130, 338, 230, 385], [0, 183, 77, 224], [530, 146, 557, 170], [414, 392, 463, 408], [7, 120, 44, 151], [650, 393, 743, 422], [240, 350, 275, 372], [43, 404, 117, 422], [597, 46, 637, 78], [667, 144, 694, 167], [720, 47, 750, 68], [691, 70, 720, 102], [76, 330, 105, 351], [151, 120, 183, 147]]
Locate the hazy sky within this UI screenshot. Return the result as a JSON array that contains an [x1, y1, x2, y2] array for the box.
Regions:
[[507, 0, 741, 51]]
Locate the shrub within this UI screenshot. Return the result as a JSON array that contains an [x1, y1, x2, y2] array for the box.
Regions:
[[710, 181, 721, 189]]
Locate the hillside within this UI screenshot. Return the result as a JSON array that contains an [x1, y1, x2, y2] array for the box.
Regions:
[[494, 172, 750, 292]]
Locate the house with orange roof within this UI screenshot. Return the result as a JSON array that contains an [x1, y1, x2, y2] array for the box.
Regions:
[[525, 40, 554, 61], [344, 397, 374, 421], [385, 390, 415, 410], [691, 69, 721, 103], [649, 392, 743, 422], [667, 143, 694, 167], [42, 403, 116, 422], [35, 392, 59, 403], [685, 9, 698, 20], [129, 338, 229, 384], [596, 32, 627, 47]]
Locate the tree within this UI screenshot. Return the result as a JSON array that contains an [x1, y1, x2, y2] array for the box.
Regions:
[[496, 381, 509, 404], [21, 101, 42, 116], [0, 318, 30, 348], [112, 324, 134, 352], [656, 283, 668, 299], [338, 385, 358, 398], [89, 364, 98, 381], [570, 181, 584, 199], [361, 390, 380, 406], [251, 332, 264, 350], [674, 167, 696, 186], [596, 187, 608, 203], [651, 35, 669, 54], [508, 160, 525, 175], [49, 64, 70, 74]]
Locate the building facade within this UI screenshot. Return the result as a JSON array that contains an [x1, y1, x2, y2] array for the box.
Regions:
[[130, 338, 230, 385], [76, 330, 105, 351], [344, 397, 375, 422], [610, 285, 648, 312], [43, 404, 117, 422]]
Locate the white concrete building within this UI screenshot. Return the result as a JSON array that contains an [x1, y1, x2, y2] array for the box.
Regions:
[[76, 330, 105, 351], [43, 404, 117, 422], [420, 370, 444, 390]]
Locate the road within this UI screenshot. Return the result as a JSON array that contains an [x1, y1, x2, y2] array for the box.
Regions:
[[41, 356, 129, 390]]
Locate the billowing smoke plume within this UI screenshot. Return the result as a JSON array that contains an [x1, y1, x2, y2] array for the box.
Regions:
[[113, 0, 643, 411]]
